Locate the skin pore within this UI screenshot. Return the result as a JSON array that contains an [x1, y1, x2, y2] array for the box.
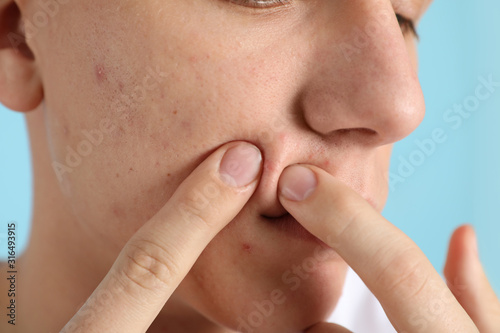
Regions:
[[0, 0, 454, 332]]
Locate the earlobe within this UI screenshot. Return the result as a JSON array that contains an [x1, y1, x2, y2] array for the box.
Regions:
[[0, 1, 43, 112]]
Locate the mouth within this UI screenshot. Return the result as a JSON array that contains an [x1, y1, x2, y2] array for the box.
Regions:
[[261, 213, 330, 248]]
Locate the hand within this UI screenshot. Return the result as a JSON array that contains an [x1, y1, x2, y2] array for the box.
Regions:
[[61, 142, 263, 333], [277, 164, 490, 333], [444, 225, 500, 333]]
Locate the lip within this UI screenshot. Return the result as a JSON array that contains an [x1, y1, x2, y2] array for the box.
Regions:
[[262, 213, 331, 248]]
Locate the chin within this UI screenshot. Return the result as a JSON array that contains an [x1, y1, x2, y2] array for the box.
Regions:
[[175, 239, 348, 333]]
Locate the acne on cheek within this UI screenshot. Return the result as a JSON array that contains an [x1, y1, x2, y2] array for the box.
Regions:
[[94, 64, 107, 84], [241, 243, 252, 254]]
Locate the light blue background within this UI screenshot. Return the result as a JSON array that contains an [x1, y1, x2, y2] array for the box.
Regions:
[[1, 0, 499, 297]]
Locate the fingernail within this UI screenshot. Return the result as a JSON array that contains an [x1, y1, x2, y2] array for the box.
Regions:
[[279, 165, 317, 201], [219, 143, 262, 187]]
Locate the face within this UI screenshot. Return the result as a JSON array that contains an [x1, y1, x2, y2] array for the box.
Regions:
[[18, 0, 428, 331]]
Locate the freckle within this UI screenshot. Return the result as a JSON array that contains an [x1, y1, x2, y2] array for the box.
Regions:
[[95, 64, 106, 83], [242, 243, 252, 254], [173, 110, 178, 115], [129, 167, 134, 173], [116, 173, 120, 178], [155, 161, 160, 167], [167, 173, 171, 177]]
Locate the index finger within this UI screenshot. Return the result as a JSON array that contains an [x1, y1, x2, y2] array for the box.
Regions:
[[62, 142, 262, 333], [278, 165, 478, 333]]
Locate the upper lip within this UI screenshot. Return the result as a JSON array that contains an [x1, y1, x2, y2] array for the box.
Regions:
[[260, 181, 378, 219], [251, 139, 381, 220]]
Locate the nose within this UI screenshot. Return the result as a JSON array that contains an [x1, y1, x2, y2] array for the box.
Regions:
[[299, 0, 425, 146]]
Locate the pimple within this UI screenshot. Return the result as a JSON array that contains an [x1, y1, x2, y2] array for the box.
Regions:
[[112, 205, 125, 219], [95, 64, 107, 83], [278, 132, 287, 143], [264, 160, 277, 173], [181, 120, 191, 131], [241, 243, 252, 254]]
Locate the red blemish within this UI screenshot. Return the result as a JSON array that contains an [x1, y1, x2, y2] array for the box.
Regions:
[[112, 205, 125, 219], [95, 64, 106, 83], [242, 243, 252, 254], [118, 81, 124, 92]]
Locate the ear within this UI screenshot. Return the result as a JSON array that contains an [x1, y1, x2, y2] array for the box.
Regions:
[[0, 0, 43, 112]]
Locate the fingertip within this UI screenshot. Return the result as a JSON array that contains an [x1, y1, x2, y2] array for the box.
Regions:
[[444, 224, 481, 297], [450, 224, 478, 260], [278, 165, 318, 202], [445, 225, 467, 277], [219, 142, 262, 188]]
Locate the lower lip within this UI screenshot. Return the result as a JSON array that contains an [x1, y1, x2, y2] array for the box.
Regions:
[[263, 214, 330, 248]]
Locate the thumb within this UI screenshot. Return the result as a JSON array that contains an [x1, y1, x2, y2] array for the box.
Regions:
[[305, 322, 353, 333], [444, 225, 500, 333]]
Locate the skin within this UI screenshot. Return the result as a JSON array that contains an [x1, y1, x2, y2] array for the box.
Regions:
[[0, 0, 498, 332]]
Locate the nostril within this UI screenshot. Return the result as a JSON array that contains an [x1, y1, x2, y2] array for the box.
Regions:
[[336, 128, 377, 135], [260, 205, 288, 219], [262, 212, 289, 220]]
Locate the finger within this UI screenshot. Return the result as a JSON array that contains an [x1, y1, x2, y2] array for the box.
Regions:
[[444, 225, 500, 333], [61, 142, 262, 333], [305, 322, 353, 333], [278, 165, 478, 333]]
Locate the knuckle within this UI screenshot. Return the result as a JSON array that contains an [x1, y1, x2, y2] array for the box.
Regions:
[[120, 239, 180, 293], [375, 249, 430, 300], [176, 189, 219, 230]]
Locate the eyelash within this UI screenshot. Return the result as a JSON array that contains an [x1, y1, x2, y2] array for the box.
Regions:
[[228, 0, 419, 38], [228, 0, 290, 8], [396, 14, 419, 39]]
